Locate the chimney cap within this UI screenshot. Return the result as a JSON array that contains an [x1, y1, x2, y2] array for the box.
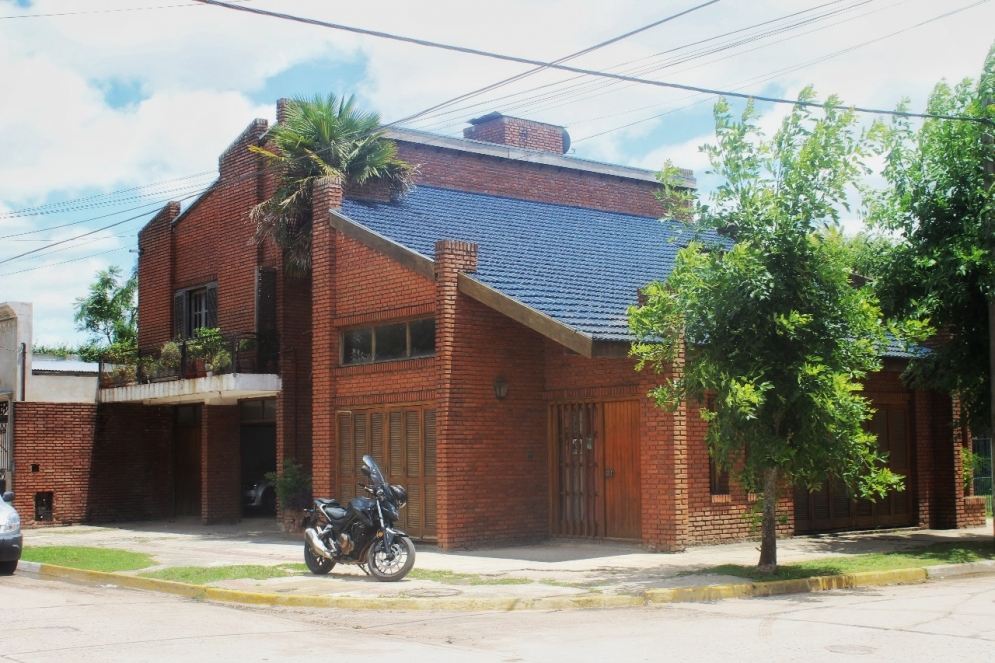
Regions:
[[468, 111, 504, 125]]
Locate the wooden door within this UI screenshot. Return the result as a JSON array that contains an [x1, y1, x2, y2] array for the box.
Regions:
[[337, 404, 436, 540], [603, 401, 642, 540], [174, 425, 202, 517], [551, 402, 602, 537], [550, 400, 642, 540]]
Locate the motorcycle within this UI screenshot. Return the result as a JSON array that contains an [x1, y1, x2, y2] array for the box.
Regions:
[[301, 454, 416, 582]]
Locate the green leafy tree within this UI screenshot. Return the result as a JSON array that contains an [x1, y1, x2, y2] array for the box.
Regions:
[[865, 48, 995, 435], [73, 265, 137, 360], [250, 94, 413, 276], [630, 91, 905, 574]]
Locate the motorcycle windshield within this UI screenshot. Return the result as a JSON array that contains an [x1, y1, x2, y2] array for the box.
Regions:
[[363, 455, 387, 488]]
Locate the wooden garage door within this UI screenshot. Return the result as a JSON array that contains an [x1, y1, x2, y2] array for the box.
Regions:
[[337, 404, 436, 540], [794, 403, 914, 532]]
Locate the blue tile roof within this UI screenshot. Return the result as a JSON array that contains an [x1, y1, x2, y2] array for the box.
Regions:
[[341, 186, 695, 342]]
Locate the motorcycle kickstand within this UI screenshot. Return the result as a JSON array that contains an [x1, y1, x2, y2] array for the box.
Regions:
[[359, 564, 371, 576]]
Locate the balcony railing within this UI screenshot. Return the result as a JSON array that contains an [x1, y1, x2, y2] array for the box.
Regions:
[[99, 330, 278, 389]]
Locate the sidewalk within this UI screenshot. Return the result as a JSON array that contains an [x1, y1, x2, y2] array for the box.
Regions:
[[21, 518, 995, 602]]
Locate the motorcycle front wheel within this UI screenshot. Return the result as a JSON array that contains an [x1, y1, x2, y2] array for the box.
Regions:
[[304, 542, 335, 575], [367, 535, 416, 582]]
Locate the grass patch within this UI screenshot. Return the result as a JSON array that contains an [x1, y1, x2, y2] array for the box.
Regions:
[[407, 568, 534, 585], [139, 564, 307, 584], [21, 546, 155, 572], [695, 541, 995, 583]]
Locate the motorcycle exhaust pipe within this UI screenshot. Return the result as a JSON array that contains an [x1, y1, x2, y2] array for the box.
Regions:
[[305, 527, 336, 560]]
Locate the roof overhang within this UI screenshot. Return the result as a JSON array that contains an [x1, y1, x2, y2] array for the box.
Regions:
[[326, 209, 631, 359]]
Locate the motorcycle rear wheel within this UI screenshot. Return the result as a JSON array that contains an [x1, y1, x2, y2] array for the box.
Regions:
[[304, 542, 335, 575], [367, 535, 415, 582]]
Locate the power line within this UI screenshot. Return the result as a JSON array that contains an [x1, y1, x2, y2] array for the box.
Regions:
[[573, 0, 993, 142], [0, 0, 252, 20], [0, 0, 720, 246], [409, 0, 872, 134], [193, 0, 994, 126], [0, 247, 132, 278]]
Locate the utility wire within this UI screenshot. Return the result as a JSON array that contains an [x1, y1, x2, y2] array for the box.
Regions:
[[574, 0, 993, 142], [192, 0, 993, 126], [0, 0, 720, 245], [409, 0, 868, 133], [0, 0, 252, 20], [0, 247, 131, 278]]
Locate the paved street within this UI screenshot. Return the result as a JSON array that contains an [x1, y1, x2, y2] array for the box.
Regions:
[[2, 573, 993, 661]]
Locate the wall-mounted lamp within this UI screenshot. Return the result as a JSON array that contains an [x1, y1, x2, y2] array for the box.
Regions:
[[493, 377, 509, 400]]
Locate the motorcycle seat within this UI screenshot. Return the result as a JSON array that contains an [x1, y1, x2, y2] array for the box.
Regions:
[[320, 503, 349, 521], [314, 498, 340, 506]]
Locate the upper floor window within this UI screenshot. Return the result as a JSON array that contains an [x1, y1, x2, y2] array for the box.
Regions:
[[341, 318, 435, 365], [174, 283, 217, 339]]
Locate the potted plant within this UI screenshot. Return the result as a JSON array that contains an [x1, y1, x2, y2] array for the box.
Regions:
[[154, 341, 182, 380], [265, 459, 312, 533], [191, 328, 226, 377]]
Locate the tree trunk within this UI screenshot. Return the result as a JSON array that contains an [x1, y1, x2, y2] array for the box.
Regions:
[[757, 466, 779, 575]]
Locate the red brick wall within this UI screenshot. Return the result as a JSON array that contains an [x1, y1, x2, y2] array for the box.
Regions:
[[395, 142, 667, 218], [201, 404, 240, 524], [435, 241, 548, 548], [310, 178, 342, 500], [12, 403, 173, 526], [137, 202, 180, 346], [463, 116, 566, 154]]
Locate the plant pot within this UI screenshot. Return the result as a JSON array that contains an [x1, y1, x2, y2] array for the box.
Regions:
[[281, 508, 307, 533]]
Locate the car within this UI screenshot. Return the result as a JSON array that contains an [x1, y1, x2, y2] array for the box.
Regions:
[[0, 491, 21, 575], [243, 478, 277, 515]]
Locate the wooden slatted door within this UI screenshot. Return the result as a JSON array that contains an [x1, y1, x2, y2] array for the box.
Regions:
[[337, 405, 436, 541], [550, 401, 641, 540], [794, 403, 914, 532]]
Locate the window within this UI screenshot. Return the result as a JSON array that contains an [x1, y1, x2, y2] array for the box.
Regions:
[[173, 283, 217, 339], [709, 458, 730, 496], [341, 318, 435, 365], [240, 398, 276, 422]]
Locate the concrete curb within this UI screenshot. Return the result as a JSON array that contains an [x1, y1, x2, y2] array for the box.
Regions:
[[17, 561, 989, 611]]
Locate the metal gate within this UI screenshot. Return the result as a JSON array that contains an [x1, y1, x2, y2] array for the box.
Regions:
[[0, 400, 8, 492]]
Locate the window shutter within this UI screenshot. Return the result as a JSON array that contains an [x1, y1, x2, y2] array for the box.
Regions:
[[205, 284, 218, 329], [173, 291, 186, 339]]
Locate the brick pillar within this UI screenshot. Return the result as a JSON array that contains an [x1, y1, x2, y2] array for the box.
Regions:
[[434, 240, 478, 550], [201, 404, 240, 524], [915, 389, 962, 529], [310, 177, 343, 500]]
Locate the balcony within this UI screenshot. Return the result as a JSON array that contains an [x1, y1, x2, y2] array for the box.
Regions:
[[98, 330, 282, 405]]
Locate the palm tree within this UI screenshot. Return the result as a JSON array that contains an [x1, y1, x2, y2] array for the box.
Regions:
[[250, 94, 413, 276]]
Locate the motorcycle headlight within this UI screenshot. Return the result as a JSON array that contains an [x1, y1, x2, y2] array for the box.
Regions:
[[0, 511, 20, 534]]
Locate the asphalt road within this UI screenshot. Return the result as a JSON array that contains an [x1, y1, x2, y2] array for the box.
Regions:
[[2, 573, 993, 662]]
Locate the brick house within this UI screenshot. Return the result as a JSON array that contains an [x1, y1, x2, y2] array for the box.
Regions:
[[13, 103, 985, 545]]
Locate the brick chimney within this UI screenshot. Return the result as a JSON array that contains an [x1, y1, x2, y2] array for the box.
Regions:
[[276, 98, 290, 124], [463, 112, 571, 154]]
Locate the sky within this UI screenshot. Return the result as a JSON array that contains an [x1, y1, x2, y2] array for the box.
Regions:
[[1, 0, 994, 346]]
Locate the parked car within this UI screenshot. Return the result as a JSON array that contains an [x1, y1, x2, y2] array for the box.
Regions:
[[243, 478, 277, 515], [0, 491, 21, 574]]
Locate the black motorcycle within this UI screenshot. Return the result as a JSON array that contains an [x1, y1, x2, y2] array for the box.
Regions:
[[302, 454, 416, 582]]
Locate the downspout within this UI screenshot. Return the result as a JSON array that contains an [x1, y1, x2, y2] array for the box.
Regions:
[[19, 342, 26, 401]]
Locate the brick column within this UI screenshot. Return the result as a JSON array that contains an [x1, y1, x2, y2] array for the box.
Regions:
[[310, 177, 343, 500], [201, 404, 240, 524], [434, 240, 478, 549]]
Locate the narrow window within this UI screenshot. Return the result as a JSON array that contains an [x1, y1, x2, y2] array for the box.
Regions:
[[342, 328, 373, 364], [709, 457, 730, 496], [341, 318, 435, 365], [409, 318, 435, 357], [189, 289, 207, 334]]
